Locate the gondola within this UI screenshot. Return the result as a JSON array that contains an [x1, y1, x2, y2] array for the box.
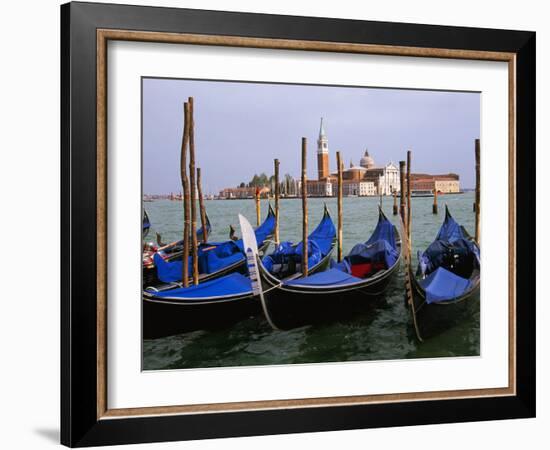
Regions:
[[142, 208, 336, 339], [255, 206, 401, 329], [408, 205, 480, 339], [142, 210, 151, 238], [144, 205, 276, 290], [142, 211, 213, 286]]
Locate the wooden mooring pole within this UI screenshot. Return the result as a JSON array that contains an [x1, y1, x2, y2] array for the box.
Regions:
[[274, 159, 280, 245], [399, 160, 406, 222], [197, 167, 208, 243], [336, 151, 343, 263], [180, 102, 191, 287], [301, 138, 308, 277], [255, 188, 261, 227], [188, 97, 199, 285], [475, 138, 481, 244], [393, 190, 398, 215], [433, 189, 438, 214]]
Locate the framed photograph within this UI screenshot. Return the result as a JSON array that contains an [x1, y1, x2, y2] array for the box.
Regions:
[[61, 1, 535, 447]]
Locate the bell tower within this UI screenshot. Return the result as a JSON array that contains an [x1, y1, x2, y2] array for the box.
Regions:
[[317, 118, 329, 179]]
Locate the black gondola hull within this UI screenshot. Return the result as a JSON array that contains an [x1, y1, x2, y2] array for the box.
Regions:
[[259, 252, 400, 330], [410, 272, 480, 339], [143, 294, 261, 339]]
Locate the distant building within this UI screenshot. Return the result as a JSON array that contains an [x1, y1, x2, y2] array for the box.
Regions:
[[410, 173, 460, 194], [219, 186, 270, 199], [333, 180, 377, 197]]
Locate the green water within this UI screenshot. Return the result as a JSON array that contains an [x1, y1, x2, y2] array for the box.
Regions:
[[142, 193, 479, 370]]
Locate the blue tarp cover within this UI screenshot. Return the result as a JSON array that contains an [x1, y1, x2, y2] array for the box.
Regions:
[[285, 213, 398, 287], [419, 267, 472, 303], [285, 268, 362, 287], [308, 212, 336, 255], [436, 210, 467, 243], [365, 215, 396, 249], [346, 239, 399, 269], [147, 272, 252, 300], [331, 214, 399, 275], [154, 253, 189, 283], [261, 211, 335, 275], [154, 241, 245, 283], [262, 240, 322, 273], [198, 242, 244, 274], [419, 238, 479, 277], [254, 208, 276, 246], [154, 209, 275, 282]]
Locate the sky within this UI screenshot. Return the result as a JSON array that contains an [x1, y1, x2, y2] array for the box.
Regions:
[[142, 78, 480, 194]]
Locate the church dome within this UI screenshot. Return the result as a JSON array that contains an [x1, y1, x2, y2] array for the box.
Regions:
[[360, 149, 375, 169]]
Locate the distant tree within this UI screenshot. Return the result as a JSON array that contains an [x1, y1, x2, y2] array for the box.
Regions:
[[239, 182, 246, 188], [258, 173, 269, 186]]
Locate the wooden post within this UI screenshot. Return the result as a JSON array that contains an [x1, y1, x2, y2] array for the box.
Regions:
[[475, 138, 481, 244], [188, 97, 199, 285], [406, 150, 412, 242], [274, 159, 280, 245], [336, 151, 343, 263], [393, 190, 398, 215], [399, 160, 406, 222], [180, 102, 191, 287], [197, 167, 208, 243], [301, 138, 308, 277], [255, 188, 261, 227], [433, 189, 438, 214]]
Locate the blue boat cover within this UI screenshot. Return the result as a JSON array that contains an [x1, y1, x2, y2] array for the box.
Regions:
[[308, 212, 337, 256], [261, 210, 335, 275], [365, 214, 396, 249], [284, 211, 398, 288], [436, 209, 467, 243], [332, 213, 399, 274], [346, 239, 399, 269], [419, 238, 479, 277], [285, 268, 362, 287], [253, 207, 276, 247], [147, 272, 252, 300], [154, 209, 275, 282], [154, 242, 245, 283], [419, 267, 472, 304], [262, 240, 322, 273]]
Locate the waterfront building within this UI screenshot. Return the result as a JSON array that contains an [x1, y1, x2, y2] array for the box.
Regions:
[[333, 180, 377, 197], [410, 173, 460, 194], [219, 186, 271, 199]]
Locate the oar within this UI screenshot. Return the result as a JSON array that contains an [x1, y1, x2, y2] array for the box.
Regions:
[[239, 214, 279, 331]]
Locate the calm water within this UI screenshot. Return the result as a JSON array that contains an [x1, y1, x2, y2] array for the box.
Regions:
[[143, 193, 479, 370]]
